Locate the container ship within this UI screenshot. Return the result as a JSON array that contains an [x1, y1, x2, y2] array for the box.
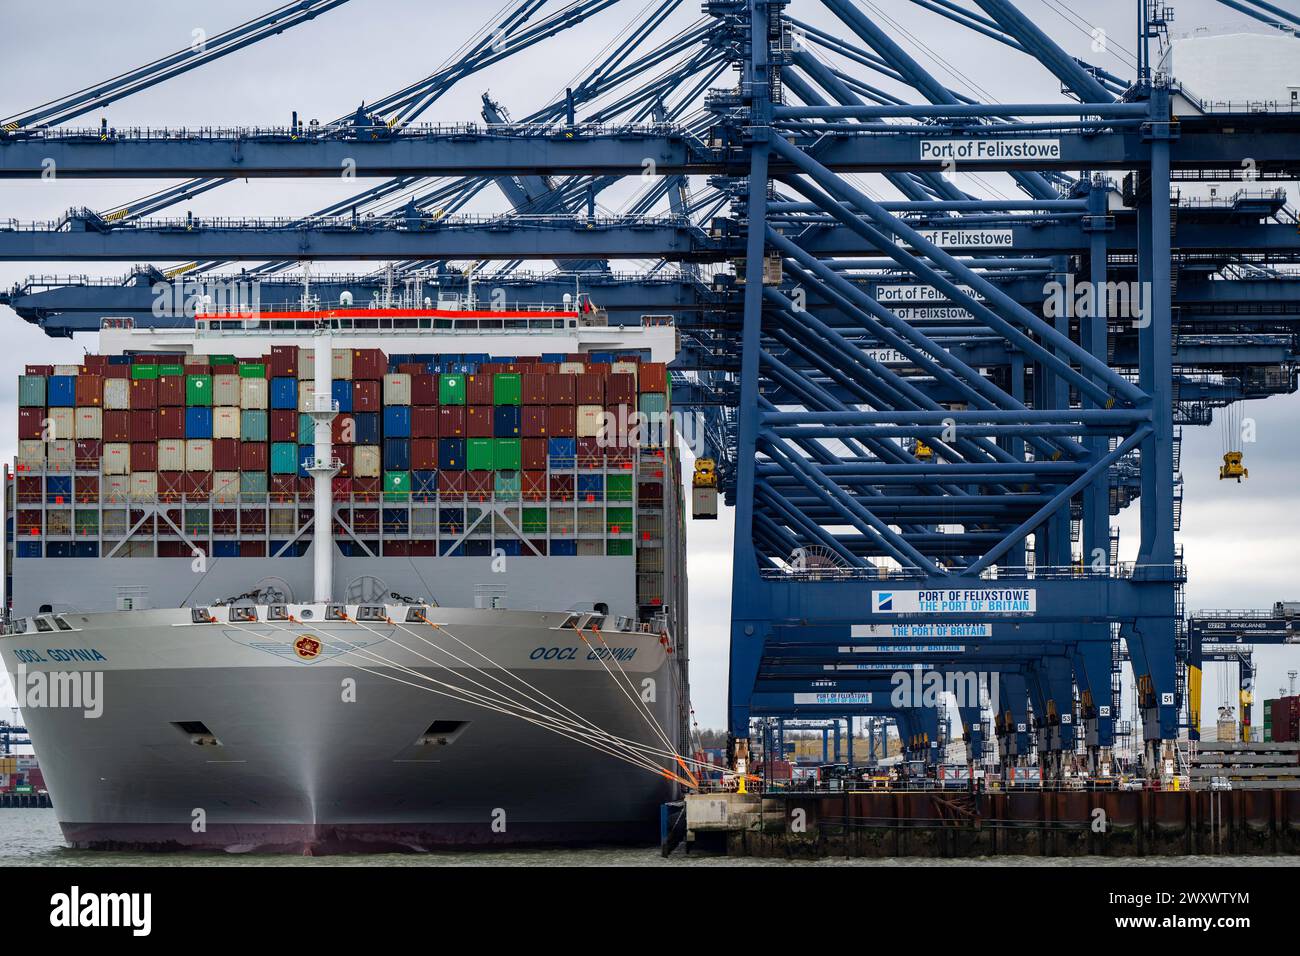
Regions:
[[0, 283, 692, 852]]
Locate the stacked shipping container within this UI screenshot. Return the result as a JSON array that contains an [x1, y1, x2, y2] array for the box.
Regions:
[[12, 348, 675, 610]]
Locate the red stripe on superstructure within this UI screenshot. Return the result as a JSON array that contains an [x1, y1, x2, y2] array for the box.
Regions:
[[196, 309, 581, 320]]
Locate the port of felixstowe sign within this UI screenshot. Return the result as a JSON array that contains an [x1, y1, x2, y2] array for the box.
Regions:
[[919, 139, 1063, 162], [871, 589, 1036, 614]]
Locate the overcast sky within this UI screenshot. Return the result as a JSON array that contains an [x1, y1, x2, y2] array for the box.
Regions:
[[0, 0, 1297, 730]]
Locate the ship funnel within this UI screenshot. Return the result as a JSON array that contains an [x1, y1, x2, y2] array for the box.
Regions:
[[307, 328, 340, 602]]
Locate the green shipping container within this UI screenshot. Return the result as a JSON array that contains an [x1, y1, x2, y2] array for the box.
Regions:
[[159, 363, 185, 377], [440, 373, 467, 405], [606, 507, 634, 534], [241, 409, 269, 441], [270, 442, 298, 474], [606, 539, 634, 556], [493, 373, 522, 405], [495, 471, 521, 500], [74, 510, 99, 535], [18, 375, 47, 407], [299, 413, 314, 439], [185, 510, 210, 535], [210, 354, 237, 366], [239, 363, 266, 379], [638, 391, 668, 415], [522, 507, 547, 534], [467, 438, 494, 471], [494, 438, 521, 471], [186, 374, 213, 405], [384, 471, 411, 500], [606, 474, 634, 501], [131, 364, 159, 380], [240, 472, 268, 495]]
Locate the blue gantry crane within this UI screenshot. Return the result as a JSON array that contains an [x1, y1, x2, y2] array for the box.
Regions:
[[2, 0, 1299, 783]]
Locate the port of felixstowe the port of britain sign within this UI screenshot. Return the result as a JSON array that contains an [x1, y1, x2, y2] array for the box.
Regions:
[[871, 589, 1036, 614]]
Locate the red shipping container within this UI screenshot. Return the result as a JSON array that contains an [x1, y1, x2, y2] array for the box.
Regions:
[[297, 479, 314, 498], [411, 406, 438, 438], [130, 378, 158, 409], [332, 414, 354, 444], [132, 441, 158, 471], [352, 380, 381, 412], [103, 364, 130, 380], [466, 406, 493, 438], [211, 364, 238, 375], [241, 442, 268, 472], [522, 438, 547, 471], [270, 410, 297, 443], [576, 373, 604, 404], [17, 407, 45, 440], [75, 374, 104, 407], [25, 364, 53, 376], [549, 474, 575, 501], [351, 349, 385, 380], [353, 477, 381, 501], [270, 475, 297, 501], [82, 354, 108, 370], [102, 410, 130, 442], [547, 404, 577, 437], [240, 541, 267, 558], [466, 470, 492, 500], [466, 374, 493, 405], [640, 362, 668, 392], [130, 410, 157, 442], [607, 373, 635, 405], [157, 375, 184, 406], [521, 406, 548, 437], [213, 438, 240, 471], [577, 436, 604, 467], [438, 406, 466, 437], [411, 438, 438, 470], [158, 471, 185, 502], [156, 407, 186, 439], [522, 470, 547, 501], [412, 375, 438, 405], [398, 362, 425, 376], [184, 472, 212, 498], [334, 445, 353, 477], [269, 345, 297, 378], [438, 471, 465, 499], [16, 476, 41, 502], [546, 374, 576, 404], [74, 439, 102, 469], [331, 476, 353, 499], [521, 373, 547, 404], [75, 475, 99, 503]]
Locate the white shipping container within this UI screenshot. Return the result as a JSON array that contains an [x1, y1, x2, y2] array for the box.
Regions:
[[17, 440, 45, 468], [213, 406, 241, 439], [611, 361, 639, 379], [297, 347, 315, 380], [212, 472, 240, 502], [75, 407, 103, 439], [103, 378, 130, 410], [240, 377, 269, 409], [54, 363, 80, 376], [47, 407, 75, 441], [157, 439, 186, 472], [353, 445, 381, 478], [102, 443, 130, 475], [213, 374, 240, 405], [184, 353, 206, 365], [185, 439, 213, 472], [332, 348, 353, 380], [103, 475, 131, 501], [297, 380, 316, 414], [577, 404, 604, 437], [47, 440, 75, 467], [130, 472, 157, 499], [560, 361, 585, 374], [383, 373, 412, 405]]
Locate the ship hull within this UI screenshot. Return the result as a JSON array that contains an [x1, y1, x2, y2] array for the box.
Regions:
[[2, 606, 683, 853]]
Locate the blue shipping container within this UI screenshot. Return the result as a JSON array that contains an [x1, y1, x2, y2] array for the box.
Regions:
[[384, 406, 411, 438], [384, 437, 410, 471], [548, 437, 576, 466], [493, 405, 520, 437], [213, 541, 240, 557], [353, 412, 380, 444], [270, 377, 298, 409], [48, 375, 77, 406], [438, 438, 465, 470], [298, 445, 314, 477], [550, 539, 577, 556], [46, 475, 72, 502], [331, 380, 353, 412], [186, 406, 213, 438]]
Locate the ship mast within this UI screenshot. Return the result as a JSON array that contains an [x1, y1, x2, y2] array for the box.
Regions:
[[307, 324, 340, 602]]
